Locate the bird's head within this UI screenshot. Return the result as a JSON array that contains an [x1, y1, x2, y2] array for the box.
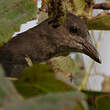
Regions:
[[46, 13, 101, 63]]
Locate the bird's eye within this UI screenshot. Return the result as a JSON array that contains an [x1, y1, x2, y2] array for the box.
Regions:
[[70, 26, 78, 33]]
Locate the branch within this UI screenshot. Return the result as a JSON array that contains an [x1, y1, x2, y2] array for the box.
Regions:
[[85, 12, 110, 30], [93, 3, 110, 10]]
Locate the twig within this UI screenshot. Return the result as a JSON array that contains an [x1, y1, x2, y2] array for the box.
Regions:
[[80, 31, 104, 90], [93, 3, 110, 10], [4, 77, 18, 81], [25, 56, 33, 67]]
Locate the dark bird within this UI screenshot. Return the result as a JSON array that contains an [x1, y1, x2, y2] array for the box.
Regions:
[[0, 13, 101, 77]]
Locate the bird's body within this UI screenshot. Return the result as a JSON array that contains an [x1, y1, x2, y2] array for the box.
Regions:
[[0, 13, 101, 77]]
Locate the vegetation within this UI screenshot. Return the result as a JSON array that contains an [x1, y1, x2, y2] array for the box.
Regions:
[[0, 0, 110, 110]]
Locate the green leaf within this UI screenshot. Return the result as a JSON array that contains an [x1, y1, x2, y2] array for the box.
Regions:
[[6, 92, 88, 110], [0, 65, 88, 110], [0, 65, 22, 107], [106, 0, 110, 3], [14, 63, 76, 98], [82, 90, 110, 110], [86, 12, 110, 30], [0, 86, 5, 105], [0, 0, 36, 43], [82, 90, 110, 96], [96, 95, 110, 110]]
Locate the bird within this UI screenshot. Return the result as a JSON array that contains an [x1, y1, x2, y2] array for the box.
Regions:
[[0, 13, 101, 77]]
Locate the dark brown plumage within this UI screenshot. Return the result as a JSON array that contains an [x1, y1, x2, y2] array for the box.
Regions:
[[0, 13, 101, 77]]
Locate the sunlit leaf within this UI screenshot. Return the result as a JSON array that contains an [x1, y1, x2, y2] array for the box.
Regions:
[[14, 63, 76, 98], [49, 56, 85, 87]]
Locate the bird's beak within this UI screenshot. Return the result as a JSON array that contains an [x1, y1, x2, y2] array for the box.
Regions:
[[83, 40, 102, 64]]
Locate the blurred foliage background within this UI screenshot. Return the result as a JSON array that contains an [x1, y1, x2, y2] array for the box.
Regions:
[[1, 0, 110, 110]]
